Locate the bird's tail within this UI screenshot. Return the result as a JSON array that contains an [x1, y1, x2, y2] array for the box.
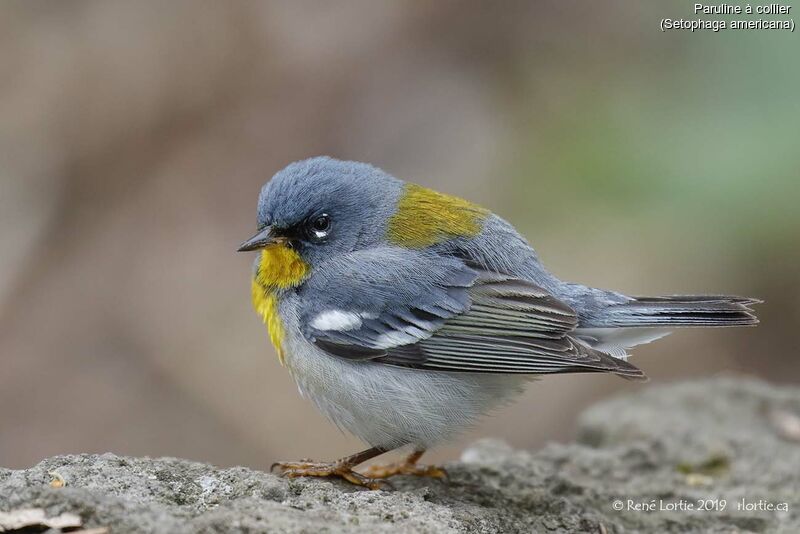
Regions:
[[601, 295, 761, 328]]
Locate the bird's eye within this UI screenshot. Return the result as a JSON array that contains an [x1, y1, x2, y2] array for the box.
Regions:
[[307, 213, 331, 241]]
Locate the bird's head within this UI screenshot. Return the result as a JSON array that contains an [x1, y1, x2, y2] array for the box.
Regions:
[[238, 156, 403, 289], [240, 156, 489, 293]]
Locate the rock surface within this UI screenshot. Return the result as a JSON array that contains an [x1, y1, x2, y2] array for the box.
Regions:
[[1, 377, 798, 533]]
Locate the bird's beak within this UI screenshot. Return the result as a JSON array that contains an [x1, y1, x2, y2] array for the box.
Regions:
[[237, 226, 280, 252]]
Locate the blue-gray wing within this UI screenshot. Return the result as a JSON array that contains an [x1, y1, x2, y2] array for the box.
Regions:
[[299, 248, 645, 380], [298, 248, 475, 354]]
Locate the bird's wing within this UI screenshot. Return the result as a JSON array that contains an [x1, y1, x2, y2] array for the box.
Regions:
[[298, 247, 645, 380], [298, 248, 475, 357]]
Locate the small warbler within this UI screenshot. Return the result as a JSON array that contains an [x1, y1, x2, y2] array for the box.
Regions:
[[238, 157, 759, 489]]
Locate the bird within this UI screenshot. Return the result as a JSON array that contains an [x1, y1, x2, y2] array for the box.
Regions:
[[238, 156, 759, 489]]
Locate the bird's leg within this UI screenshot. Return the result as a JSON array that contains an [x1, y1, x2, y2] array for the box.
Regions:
[[271, 446, 391, 490], [359, 449, 447, 480]]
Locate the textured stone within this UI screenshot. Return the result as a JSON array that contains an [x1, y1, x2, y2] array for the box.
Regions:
[[1, 377, 798, 533]]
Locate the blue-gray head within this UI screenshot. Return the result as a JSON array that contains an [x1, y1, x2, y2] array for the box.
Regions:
[[238, 157, 403, 268]]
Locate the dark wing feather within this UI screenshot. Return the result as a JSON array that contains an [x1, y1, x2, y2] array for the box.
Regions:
[[299, 248, 475, 358], [300, 249, 645, 380], [380, 271, 646, 380]]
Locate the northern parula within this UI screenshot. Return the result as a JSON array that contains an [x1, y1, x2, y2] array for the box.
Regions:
[[238, 156, 759, 489]]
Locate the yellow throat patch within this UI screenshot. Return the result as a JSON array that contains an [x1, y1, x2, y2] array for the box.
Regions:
[[387, 183, 488, 248], [251, 245, 309, 365]]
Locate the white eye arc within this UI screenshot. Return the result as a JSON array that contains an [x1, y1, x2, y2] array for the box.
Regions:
[[308, 213, 331, 241]]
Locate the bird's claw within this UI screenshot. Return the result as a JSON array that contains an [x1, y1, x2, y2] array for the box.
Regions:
[[271, 460, 392, 490], [360, 461, 448, 480]]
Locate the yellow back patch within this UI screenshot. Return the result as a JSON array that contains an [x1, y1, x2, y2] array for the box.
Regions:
[[251, 245, 309, 365], [387, 183, 488, 248]]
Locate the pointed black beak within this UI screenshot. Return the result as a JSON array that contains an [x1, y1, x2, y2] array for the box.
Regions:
[[237, 226, 278, 252]]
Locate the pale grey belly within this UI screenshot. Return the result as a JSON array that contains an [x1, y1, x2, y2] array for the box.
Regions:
[[282, 331, 530, 449]]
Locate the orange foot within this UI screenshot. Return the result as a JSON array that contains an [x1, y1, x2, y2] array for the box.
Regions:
[[271, 460, 390, 490], [360, 450, 447, 480]]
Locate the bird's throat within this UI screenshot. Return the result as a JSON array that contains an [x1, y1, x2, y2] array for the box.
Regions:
[[254, 245, 310, 290], [251, 245, 309, 364]]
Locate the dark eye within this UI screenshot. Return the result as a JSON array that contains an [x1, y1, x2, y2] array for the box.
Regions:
[[307, 213, 331, 241]]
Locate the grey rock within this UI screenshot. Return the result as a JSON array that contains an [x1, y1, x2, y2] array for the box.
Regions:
[[1, 377, 798, 533]]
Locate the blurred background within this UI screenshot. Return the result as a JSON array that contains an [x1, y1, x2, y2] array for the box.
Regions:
[[1, 1, 798, 470]]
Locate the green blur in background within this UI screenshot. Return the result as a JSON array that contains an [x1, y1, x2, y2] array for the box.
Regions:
[[0, 1, 797, 470]]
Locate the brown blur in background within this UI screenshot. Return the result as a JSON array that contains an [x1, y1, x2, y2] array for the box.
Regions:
[[1, 1, 798, 470]]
